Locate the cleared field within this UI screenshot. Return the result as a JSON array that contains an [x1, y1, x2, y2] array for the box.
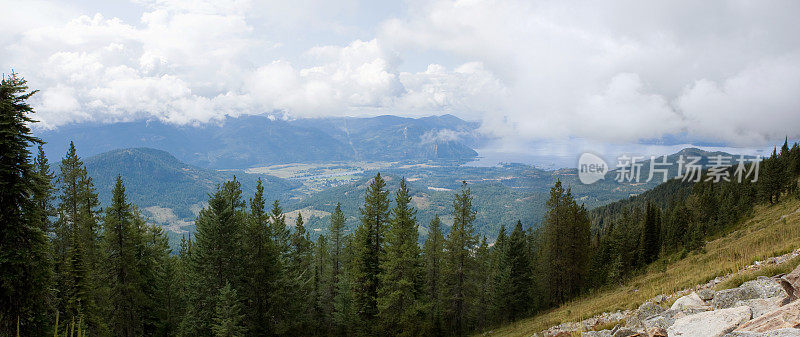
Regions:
[[483, 197, 800, 337]]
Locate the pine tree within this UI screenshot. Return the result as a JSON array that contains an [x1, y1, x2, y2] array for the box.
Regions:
[[0, 71, 52, 335], [378, 178, 423, 336], [241, 179, 279, 335], [541, 181, 590, 305], [288, 213, 314, 334], [505, 221, 533, 320], [490, 224, 511, 324], [212, 283, 245, 337], [135, 213, 173, 336], [472, 236, 491, 330], [422, 215, 445, 336], [313, 235, 333, 335], [443, 182, 478, 336], [182, 178, 246, 336], [351, 173, 390, 335], [32, 145, 55, 232], [639, 202, 662, 265], [328, 203, 348, 335], [333, 234, 356, 336], [54, 142, 105, 335], [103, 176, 143, 336]]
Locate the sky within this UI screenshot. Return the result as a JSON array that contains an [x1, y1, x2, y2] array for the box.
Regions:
[[2, 0, 800, 153]]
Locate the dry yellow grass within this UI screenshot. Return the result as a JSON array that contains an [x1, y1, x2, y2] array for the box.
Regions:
[[482, 197, 800, 337]]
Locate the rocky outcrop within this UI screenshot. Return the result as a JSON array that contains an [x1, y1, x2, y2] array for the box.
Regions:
[[549, 255, 800, 337], [724, 328, 800, 336], [666, 306, 752, 337], [735, 300, 800, 332], [672, 292, 712, 313]]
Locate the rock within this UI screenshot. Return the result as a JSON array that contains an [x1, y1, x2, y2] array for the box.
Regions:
[[714, 287, 763, 309], [643, 310, 683, 331], [724, 328, 800, 336], [671, 292, 711, 313], [582, 331, 613, 337], [776, 264, 800, 303], [742, 277, 787, 299], [715, 278, 788, 309], [736, 300, 800, 332], [666, 306, 752, 337], [647, 327, 667, 337], [735, 297, 784, 318], [637, 302, 666, 321], [611, 328, 640, 337], [698, 289, 717, 301]]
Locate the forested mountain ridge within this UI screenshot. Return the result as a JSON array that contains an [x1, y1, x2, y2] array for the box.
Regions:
[[84, 147, 300, 238], [36, 114, 482, 169]]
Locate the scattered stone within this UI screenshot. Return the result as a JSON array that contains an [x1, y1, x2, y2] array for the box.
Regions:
[[611, 328, 640, 337], [667, 306, 752, 337], [735, 297, 784, 319], [643, 310, 684, 331], [699, 288, 717, 301], [714, 287, 763, 310], [775, 263, 800, 303], [736, 300, 800, 332], [647, 327, 667, 337], [581, 331, 613, 337], [671, 292, 711, 312], [637, 302, 665, 321], [724, 328, 800, 336], [742, 277, 788, 299]]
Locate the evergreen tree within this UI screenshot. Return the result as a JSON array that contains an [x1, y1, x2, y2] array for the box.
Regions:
[[241, 179, 279, 335], [472, 236, 491, 331], [378, 178, 423, 336], [54, 142, 106, 335], [32, 145, 55, 232], [422, 215, 445, 336], [0, 71, 52, 335], [103, 176, 143, 337], [443, 182, 478, 336], [541, 181, 590, 305], [212, 283, 245, 337], [288, 213, 314, 334], [333, 234, 356, 336], [505, 221, 533, 320], [490, 224, 510, 324], [313, 235, 333, 335], [639, 202, 662, 265], [351, 173, 390, 335], [328, 203, 348, 335], [136, 214, 173, 336], [182, 178, 246, 336]]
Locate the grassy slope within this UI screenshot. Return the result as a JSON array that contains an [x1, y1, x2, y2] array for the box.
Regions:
[[484, 197, 800, 337]]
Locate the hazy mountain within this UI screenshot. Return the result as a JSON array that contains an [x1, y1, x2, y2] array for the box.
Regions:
[[38, 114, 481, 169]]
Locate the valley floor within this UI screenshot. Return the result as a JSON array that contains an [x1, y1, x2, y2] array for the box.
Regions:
[[482, 197, 800, 336]]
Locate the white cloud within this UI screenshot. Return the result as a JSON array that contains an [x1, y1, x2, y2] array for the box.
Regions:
[[2, 0, 798, 147]]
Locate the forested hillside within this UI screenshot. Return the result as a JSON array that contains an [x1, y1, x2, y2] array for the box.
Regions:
[[83, 147, 300, 239]]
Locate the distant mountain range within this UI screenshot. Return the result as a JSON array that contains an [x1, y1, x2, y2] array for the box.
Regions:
[[38, 114, 482, 169]]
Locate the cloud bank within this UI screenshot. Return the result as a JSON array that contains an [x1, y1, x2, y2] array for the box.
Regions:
[[2, 0, 799, 146]]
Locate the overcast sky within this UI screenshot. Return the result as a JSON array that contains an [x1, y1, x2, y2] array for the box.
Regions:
[[2, 0, 799, 149]]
